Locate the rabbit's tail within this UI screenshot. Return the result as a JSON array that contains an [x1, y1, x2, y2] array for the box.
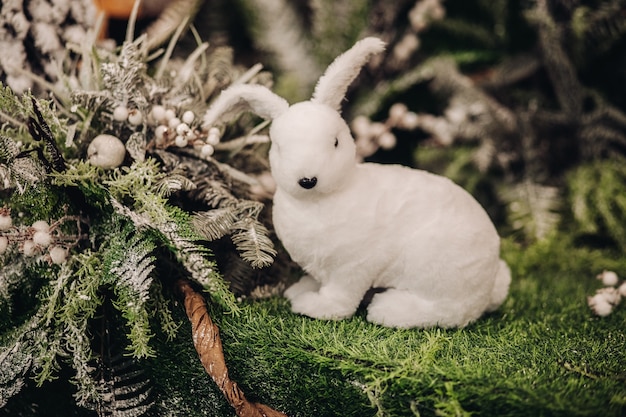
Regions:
[[486, 259, 511, 312]]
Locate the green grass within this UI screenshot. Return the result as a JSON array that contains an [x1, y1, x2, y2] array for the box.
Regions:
[[208, 236, 626, 417]]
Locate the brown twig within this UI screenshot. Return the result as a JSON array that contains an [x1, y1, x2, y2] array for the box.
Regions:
[[175, 278, 288, 417]]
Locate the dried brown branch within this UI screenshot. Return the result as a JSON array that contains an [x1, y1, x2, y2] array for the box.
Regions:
[[175, 278, 288, 417]]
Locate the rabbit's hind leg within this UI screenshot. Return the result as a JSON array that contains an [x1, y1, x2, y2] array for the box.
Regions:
[[366, 289, 474, 328]]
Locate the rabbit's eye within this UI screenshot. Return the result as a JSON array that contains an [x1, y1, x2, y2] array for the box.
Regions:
[[334, 138, 339, 148]]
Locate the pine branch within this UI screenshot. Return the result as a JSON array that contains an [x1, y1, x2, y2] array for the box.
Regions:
[[175, 278, 288, 417], [192, 209, 239, 241], [230, 216, 276, 269]]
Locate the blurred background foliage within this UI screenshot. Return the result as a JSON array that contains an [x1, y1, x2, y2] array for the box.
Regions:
[[185, 0, 626, 246]]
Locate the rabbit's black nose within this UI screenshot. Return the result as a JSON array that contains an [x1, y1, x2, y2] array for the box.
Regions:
[[298, 177, 317, 189]]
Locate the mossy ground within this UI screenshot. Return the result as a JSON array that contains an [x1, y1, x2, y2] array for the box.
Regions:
[[207, 236, 626, 417]]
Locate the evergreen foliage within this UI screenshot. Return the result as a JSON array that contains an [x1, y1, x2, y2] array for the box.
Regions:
[[0, 12, 280, 414], [568, 158, 626, 250]]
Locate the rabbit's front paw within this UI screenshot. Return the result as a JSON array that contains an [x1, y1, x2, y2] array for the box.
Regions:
[[289, 291, 356, 320], [284, 275, 320, 301]]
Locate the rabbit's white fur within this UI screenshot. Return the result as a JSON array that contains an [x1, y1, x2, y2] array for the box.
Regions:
[[204, 37, 511, 328]]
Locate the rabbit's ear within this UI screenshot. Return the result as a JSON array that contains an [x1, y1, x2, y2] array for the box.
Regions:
[[311, 37, 386, 111], [203, 84, 289, 128]]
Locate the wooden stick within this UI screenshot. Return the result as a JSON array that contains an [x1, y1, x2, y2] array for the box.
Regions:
[[176, 279, 288, 417]]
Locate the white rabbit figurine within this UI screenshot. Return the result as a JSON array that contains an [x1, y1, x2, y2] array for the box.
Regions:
[[203, 37, 511, 328]]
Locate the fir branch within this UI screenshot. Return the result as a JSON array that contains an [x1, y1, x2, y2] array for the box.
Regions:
[[148, 280, 179, 341], [33, 252, 103, 398], [192, 209, 239, 241], [100, 40, 150, 108], [0, 324, 35, 407], [231, 201, 276, 269], [161, 220, 238, 312]]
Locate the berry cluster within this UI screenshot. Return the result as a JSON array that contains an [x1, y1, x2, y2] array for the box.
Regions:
[[351, 103, 419, 160], [0, 208, 84, 265], [587, 270, 626, 317], [149, 105, 220, 157]]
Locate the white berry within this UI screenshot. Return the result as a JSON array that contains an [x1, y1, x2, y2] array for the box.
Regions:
[[351, 115, 370, 136], [168, 117, 181, 129], [176, 123, 190, 136], [206, 127, 221, 145], [588, 293, 614, 317], [128, 109, 143, 125], [0, 236, 8, 254], [182, 110, 195, 124], [597, 270, 619, 287], [377, 132, 397, 150], [151, 105, 166, 123], [175, 135, 188, 147], [388, 103, 408, 125], [33, 230, 52, 247], [401, 112, 419, 130], [164, 108, 177, 121], [23, 240, 37, 257], [0, 214, 12, 231], [49, 246, 68, 264], [88, 134, 126, 169], [201, 144, 215, 157], [113, 105, 129, 121], [32, 220, 50, 233]]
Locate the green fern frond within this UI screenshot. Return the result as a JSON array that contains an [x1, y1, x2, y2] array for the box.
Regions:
[[109, 197, 238, 312], [500, 179, 561, 241], [568, 159, 626, 250], [101, 221, 157, 358], [94, 355, 154, 417]]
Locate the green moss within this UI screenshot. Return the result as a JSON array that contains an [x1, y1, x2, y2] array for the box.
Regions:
[[202, 236, 626, 417]]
